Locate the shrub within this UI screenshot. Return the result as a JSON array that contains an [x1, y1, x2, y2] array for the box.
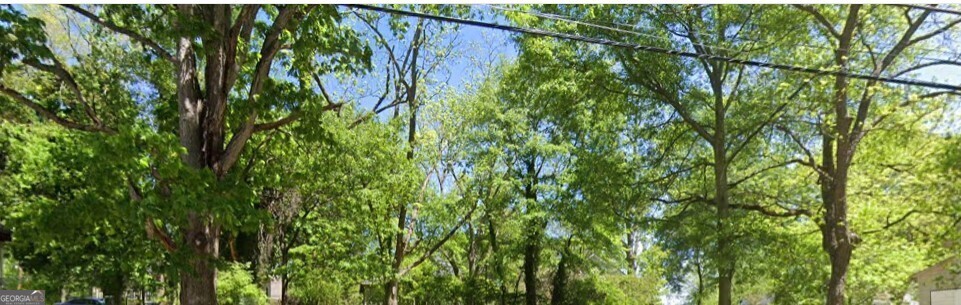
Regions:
[[217, 263, 268, 305]]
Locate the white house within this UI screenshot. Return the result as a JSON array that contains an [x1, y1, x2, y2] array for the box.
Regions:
[[912, 257, 961, 305]]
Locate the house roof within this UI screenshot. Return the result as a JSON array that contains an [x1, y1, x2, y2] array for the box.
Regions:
[[911, 256, 959, 280]]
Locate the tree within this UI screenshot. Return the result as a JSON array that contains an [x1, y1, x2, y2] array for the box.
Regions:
[[0, 124, 167, 304], [350, 6, 473, 304], [0, 5, 370, 305], [786, 5, 959, 304], [519, 5, 812, 305]]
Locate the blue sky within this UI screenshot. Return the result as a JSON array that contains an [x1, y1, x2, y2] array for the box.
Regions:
[[329, 4, 958, 119], [323, 5, 518, 117]]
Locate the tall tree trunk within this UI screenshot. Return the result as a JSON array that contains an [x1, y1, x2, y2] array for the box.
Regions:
[[624, 230, 637, 275], [550, 239, 572, 305], [487, 216, 509, 305], [173, 5, 236, 305], [522, 158, 542, 305], [384, 19, 424, 305], [712, 83, 734, 305], [523, 228, 541, 305], [821, 7, 859, 305], [180, 214, 219, 305], [180, 257, 216, 305], [101, 273, 126, 305], [465, 223, 478, 305], [384, 280, 400, 305], [715, 155, 734, 305], [281, 271, 289, 305], [174, 5, 219, 305], [695, 254, 704, 305], [821, 138, 854, 305]]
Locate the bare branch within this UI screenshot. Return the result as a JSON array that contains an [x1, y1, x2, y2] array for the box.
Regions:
[[354, 10, 406, 77], [793, 5, 842, 39], [729, 201, 812, 217], [892, 60, 961, 78], [312, 74, 334, 105], [253, 112, 301, 133], [863, 210, 918, 235], [62, 4, 174, 61], [727, 103, 787, 162], [908, 18, 961, 47], [402, 199, 479, 275], [22, 57, 104, 128], [728, 159, 804, 189], [0, 84, 113, 133]]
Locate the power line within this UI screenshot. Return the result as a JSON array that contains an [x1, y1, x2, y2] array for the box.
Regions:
[[484, 4, 754, 57], [345, 4, 961, 92], [487, 4, 961, 65], [893, 4, 961, 16]]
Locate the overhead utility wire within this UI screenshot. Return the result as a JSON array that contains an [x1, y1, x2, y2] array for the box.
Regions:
[[893, 4, 961, 16], [487, 5, 961, 65], [345, 4, 961, 92], [483, 4, 754, 56]]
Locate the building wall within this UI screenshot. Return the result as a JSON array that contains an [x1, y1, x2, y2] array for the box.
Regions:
[[915, 257, 961, 305]]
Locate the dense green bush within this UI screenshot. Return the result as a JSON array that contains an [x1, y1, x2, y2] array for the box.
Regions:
[[288, 272, 361, 305], [217, 263, 267, 305]]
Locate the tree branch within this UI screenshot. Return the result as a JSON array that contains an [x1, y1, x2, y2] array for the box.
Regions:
[[127, 177, 178, 252], [728, 159, 804, 189], [908, 18, 961, 47], [253, 112, 301, 132], [224, 5, 261, 91], [401, 199, 478, 276], [728, 103, 787, 162], [793, 5, 841, 39], [730, 203, 812, 217], [625, 81, 714, 143], [891, 60, 961, 78], [852, 8, 934, 137], [62, 4, 174, 62], [219, 5, 304, 177], [0, 84, 112, 133], [22, 57, 106, 129], [862, 209, 918, 235]]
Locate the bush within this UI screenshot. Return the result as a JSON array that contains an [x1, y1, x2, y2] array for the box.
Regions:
[[217, 263, 268, 305], [287, 272, 360, 305], [555, 274, 663, 305]]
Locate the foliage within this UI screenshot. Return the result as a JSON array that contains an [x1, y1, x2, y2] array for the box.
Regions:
[[216, 263, 268, 305], [0, 4, 959, 305]]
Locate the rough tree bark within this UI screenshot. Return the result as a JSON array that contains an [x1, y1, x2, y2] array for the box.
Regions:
[[523, 224, 542, 305], [791, 5, 947, 305], [711, 74, 734, 305], [385, 18, 424, 305], [522, 158, 543, 305], [488, 216, 509, 305], [100, 273, 126, 305], [549, 239, 572, 305], [658, 6, 951, 305]]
